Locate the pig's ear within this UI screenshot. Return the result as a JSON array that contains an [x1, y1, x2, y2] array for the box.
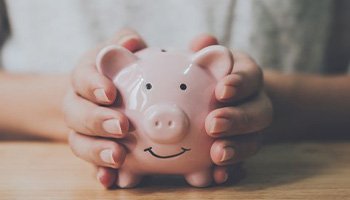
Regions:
[[191, 45, 233, 80], [96, 45, 138, 79]]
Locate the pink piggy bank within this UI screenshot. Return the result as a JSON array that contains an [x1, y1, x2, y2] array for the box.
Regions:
[[97, 45, 233, 188]]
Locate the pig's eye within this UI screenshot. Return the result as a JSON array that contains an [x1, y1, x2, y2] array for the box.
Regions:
[[146, 83, 152, 90], [180, 83, 187, 91]]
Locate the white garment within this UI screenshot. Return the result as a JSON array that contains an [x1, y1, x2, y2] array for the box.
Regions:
[[2, 0, 344, 73], [2, 0, 241, 73]]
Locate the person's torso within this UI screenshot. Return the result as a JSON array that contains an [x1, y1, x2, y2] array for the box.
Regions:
[[2, 0, 236, 73]]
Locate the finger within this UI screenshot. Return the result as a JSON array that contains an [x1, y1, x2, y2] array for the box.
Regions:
[[109, 28, 147, 52], [189, 33, 219, 52], [63, 90, 129, 138], [72, 63, 117, 105], [213, 163, 244, 185], [216, 51, 263, 102], [72, 28, 147, 105], [206, 92, 273, 137], [96, 167, 118, 189], [213, 165, 229, 184], [69, 131, 126, 169], [210, 133, 262, 166]]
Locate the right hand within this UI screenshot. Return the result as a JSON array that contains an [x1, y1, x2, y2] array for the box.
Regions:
[[63, 28, 147, 188]]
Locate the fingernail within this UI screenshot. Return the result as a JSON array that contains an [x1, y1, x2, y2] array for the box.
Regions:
[[94, 88, 110, 103], [100, 149, 116, 165], [219, 85, 235, 100], [209, 118, 232, 135], [227, 74, 243, 86], [219, 74, 243, 100], [102, 119, 123, 135], [220, 147, 235, 162], [118, 35, 137, 45]]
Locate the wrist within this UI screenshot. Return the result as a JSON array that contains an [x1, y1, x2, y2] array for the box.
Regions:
[[263, 70, 297, 112], [0, 72, 70, 141], [262, 69, 301, 141]]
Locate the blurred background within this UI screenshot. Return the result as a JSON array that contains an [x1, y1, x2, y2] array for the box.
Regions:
[[0, 0, 349, 74]]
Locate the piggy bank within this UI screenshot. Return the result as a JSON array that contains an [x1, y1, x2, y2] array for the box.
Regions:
[[96, 45, 233, 188]]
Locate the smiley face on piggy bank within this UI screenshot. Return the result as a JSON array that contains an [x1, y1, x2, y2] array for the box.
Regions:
[[97, 45, 233, 188]]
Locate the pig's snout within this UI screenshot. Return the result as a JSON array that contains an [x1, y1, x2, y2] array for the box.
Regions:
[[143, 104, 189, 144]]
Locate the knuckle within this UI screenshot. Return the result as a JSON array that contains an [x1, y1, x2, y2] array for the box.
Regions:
[[61, 103, 70, 124], [72, 64, 99, 97], [234, 51, 255, 65], [85, 107, 103, 134], [67, 131, 81, 157], [62, 92, 75, 126], [67, 131, 76, 146], [237, 109, 250, 129], [91, 140, 104, 157], [234, 108, 256, 135], [71, 68, 81, 91]]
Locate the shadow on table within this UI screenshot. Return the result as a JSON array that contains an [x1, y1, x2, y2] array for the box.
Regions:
[[224, 142, 336, 191], [114, 142, 337, 194]]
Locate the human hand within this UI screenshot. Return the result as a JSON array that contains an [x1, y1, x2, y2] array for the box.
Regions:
[[63, 28, 147, 188], [64, 30, 272, 188], [190, 35, 273, 184]]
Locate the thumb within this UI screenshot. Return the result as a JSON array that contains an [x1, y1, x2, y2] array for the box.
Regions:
[[107, 28, 147, 52], [189, 33, 219, 52]]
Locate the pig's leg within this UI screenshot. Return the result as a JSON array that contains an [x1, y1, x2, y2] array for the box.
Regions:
[[185, 168, 213, 187], [117, 169, 142, 188]]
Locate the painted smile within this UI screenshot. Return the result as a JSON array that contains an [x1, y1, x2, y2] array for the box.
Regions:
[[144, 147, 191, 159]]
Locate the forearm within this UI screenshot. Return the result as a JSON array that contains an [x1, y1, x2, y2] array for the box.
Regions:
[[264, 70, 350, 140], [0, 72, 70, 141]]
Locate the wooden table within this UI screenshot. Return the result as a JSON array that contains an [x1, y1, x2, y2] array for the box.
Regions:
[[1, 141, 349, 200]]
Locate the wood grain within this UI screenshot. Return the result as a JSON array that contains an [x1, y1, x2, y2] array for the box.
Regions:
[[0, 141, 349, 200]]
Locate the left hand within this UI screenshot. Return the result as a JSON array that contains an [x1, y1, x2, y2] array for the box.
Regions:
[[190, 34, 273, 184]]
